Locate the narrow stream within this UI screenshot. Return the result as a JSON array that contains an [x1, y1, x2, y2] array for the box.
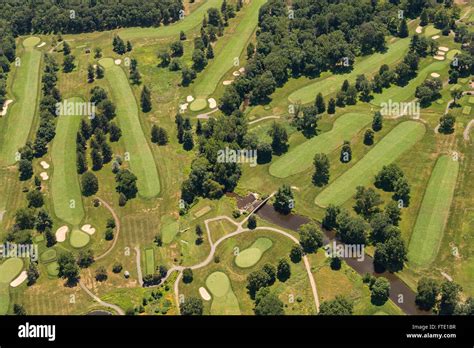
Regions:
[[234, 194, 428, 315]]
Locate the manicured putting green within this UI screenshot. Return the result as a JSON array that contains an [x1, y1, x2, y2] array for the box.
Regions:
[[69, 229, 91, 248], [161, 216, 179, 244], [23, 36, 41, 47], [120, 0, 223, 40], [315, 121, 426, 207], [98, 57, 115, 68], [46, 262, 60, 277], [270, 113, 372, 178], [51, 97, 85, 225], [189, 99, 207, 111], [104, 63, 161, 198], [40, 249, 57, 263], [0, 258, 24, 283], [408, 155, 459, 268], [193, 0, 266, 97], [235, 237, 273, 268], [0, 283, 9, 315], [144, 248, 155, 275], [205, 271, 240, 315], [0, 41, 41, 165], [289, 37, 410, 104]]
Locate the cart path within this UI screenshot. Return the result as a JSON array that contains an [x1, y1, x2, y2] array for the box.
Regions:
[[79, 281, 125, 315], [94, 197, 121, 261]]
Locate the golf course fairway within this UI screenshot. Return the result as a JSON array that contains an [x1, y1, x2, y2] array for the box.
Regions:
[[120, 0, 222, 40], [0, 37, 42, 166], [269, 113, 372, 178], [407, 155, 459, 268], [193, 0, 266, 97], [51, 97, 85, 226], [102, 61, 161, 198], [289, 37, 410, 104], [315, 121, 426, 208], [205, 271, 240, 315]]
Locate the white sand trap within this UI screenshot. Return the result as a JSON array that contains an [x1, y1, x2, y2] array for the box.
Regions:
[[186, 95, 194, 103], [208, 98, 217, 109], [437, 51, 446, 56], [431, 73, 440, 78], [180, 103, 188, 112], [40, 161, 50, 169], [199, 287, 211, 301], [434, 56, 445, 61], [0, 100, 13, 116], [93, 64, 97, 69], [232, 71, 240, 77], [114, 59, 122, 65], [432, 35, 440, 40], [223, 80, 233, 85], [40, 172, 49, 181], [37, 42, 46, 48], [10, 271, 27, 288], [239, 67, 245, 73], [438, 46, 449, 52], [415, 26, 423, 34], [81, 224, 96, 235], [56, 226, 69, 242]]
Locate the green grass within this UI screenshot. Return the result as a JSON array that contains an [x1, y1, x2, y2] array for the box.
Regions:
[[269, 113, 372, 178], [446, 49, 461, 60], [161, 216, 180, 244], [69, 229, 91, 248], [119, 0, 223, 40], [423, 25, 440, 37], [0, 258, 24, 283], [98, 57, 115, 68], [235, 237, 273, 268], [189, 98, 207, 111], [0, 42, 42, 165], [144, 247, 155, 275], [315, 121, 426, 207], [46, 262, 59, 277], [468, 97, 474, 104], [407, 155, 459, 268], [462, 106, 471, 115], [105, 64, 161, 198], [288, 37, 410, 104], [0, 283, 10, 315], [51, 97, 85, 226], [22, 36, 41, 47], [40, 249, 57, 263], [193, 0, 266, 97], [205, 271, 240, 314]]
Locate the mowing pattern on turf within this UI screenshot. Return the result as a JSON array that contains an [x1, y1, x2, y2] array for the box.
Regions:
[[407, 155, 459, 268], [270, 113, 372, 178], [315, 121, 426, 207], [105, 65, 161, 198], [51, 97, 85, 225]]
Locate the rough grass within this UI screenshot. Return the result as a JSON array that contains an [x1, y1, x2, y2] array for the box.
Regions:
[[0, 283, 10, 315], [193, 0, 265, 97], [0, 45, 42, 165], [105, 64, 161, 198], [51, 97, 85, 226], [315, 121, 426, 207], [288, 37, 410, 104], [269, 113, 372, 178], [161, 216, 180, 244], [408, 155, 459, 268]]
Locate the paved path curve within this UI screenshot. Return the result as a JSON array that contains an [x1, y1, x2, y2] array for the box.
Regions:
[[248, 115, 281, 125], [464, 119, 474, 141], [79, 281, 125, 315]]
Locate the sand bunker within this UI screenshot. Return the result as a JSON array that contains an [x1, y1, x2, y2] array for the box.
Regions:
[[40, 161, 50, 169], [431, 73, 440, 78], [10, 271, 27, 287], [232, 71, 240, 77], [81, 224, 96, 235], [180, 103, 188, 112], [238, 67, 245, 73], [415, 26, 423, 34], [436, 51, 446, 56], [208, 98, 217, 109], [0, 100, 13, 116], [438, 46, 449, 52], [223, 80, 233, 85], [56, 226, 69, 242], [199, 287, 211, 301], [114, 59, 122, 65], [37, 42, 46, 48], [434, 56, 445, 61], [432, 35, 440, 40], [40, 172, 49, 181], [186, 95, 194, 103]]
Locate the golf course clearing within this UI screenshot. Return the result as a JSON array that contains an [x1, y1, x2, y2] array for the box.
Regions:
[[161, 216, 180, 244], [103, 62, 161, 198], [315, 121, 426, 207], [205, 271, 240, 315], [235, 237, 273, 268], [0, 258, 24, 283], [144, 248, 155, 275], [0, 37, 42, 166], [270, 113, 372, 178], [407, 155, 459, 268], [289, 37, 410, 104], [193, 0, 265, 97], [51, 97, 85, 226], [70, 229, 91, 248]]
